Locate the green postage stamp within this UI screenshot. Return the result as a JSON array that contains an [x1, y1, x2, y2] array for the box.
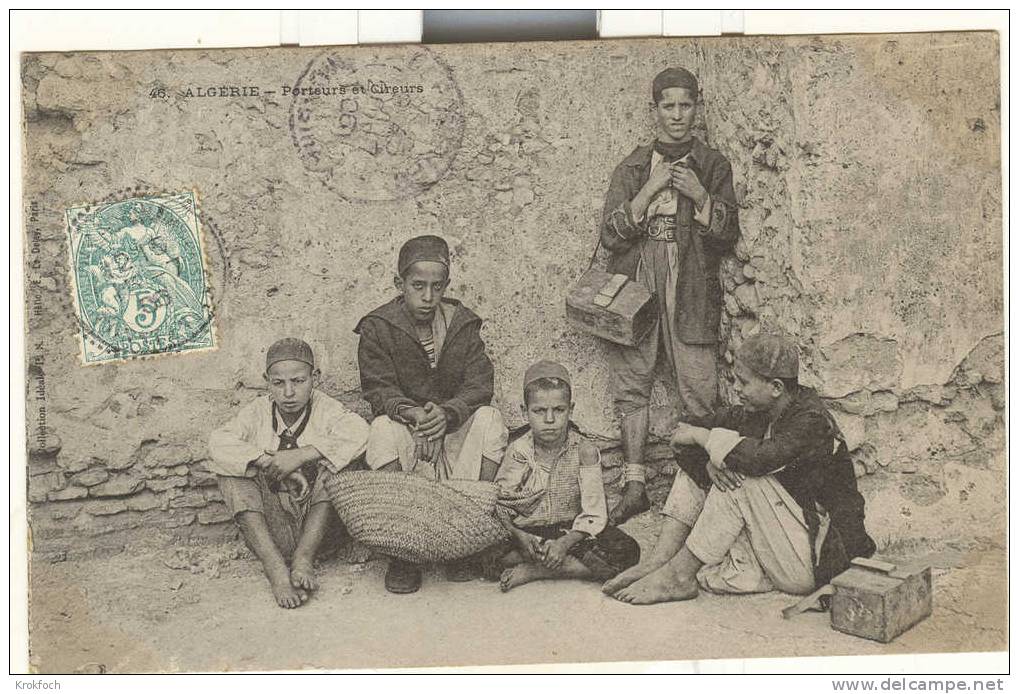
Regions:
[[65, 191, 217, 364]]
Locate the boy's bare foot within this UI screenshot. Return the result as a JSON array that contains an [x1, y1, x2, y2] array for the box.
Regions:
[[290, 555, 318, 591], [267, 565, 309, 609], [612, 566, 698, 605], [609, 481, 651, 525], [499, 563, 554, 592], [602, 560, 661, 595]]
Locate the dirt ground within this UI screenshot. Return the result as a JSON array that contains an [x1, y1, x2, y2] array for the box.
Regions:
[[27, 516, 1007, 673]]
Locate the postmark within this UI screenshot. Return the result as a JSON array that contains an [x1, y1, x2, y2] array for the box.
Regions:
[[65, 191, 217, 364], [288, 46, 465, 202]]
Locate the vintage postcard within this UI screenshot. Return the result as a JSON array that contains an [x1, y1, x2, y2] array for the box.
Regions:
[[20, 32, 1004, 673]]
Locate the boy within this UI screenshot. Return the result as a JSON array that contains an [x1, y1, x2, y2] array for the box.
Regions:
[[600, 67, 741, 523], [603, 333, 876, 604], [208, 338, 370, 609], [355, 234, 508, 593], [495, 360, 640, 592]]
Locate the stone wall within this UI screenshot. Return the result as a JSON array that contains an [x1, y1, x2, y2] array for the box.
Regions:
[[22, 34, 1003, 557]]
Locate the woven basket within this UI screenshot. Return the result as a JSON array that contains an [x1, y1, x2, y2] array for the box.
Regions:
[[323, 470, 509, 563]]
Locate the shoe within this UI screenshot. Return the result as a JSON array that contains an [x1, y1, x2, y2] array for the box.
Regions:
[[609, 481, 651, 525], [384, 558, 422, 594], [446, 557, 478, 582]]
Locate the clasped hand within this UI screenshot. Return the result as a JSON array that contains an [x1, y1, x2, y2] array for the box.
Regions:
[[256, 447, 309, 484]]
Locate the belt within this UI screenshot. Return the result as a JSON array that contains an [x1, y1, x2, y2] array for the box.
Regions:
[[646, 217, 675, 242]]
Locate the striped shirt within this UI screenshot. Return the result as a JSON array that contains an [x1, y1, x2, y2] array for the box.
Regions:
[[420, 333, 437, 368]]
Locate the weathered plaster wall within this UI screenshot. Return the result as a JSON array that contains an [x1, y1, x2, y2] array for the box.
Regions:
[[23, 34, 1003, 556]]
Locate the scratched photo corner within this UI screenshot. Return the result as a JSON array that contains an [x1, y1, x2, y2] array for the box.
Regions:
[[20, 32, 1004, 673]]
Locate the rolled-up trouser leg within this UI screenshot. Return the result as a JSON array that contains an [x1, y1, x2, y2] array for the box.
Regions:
[[685, 475, 815, 595], [609, 326, 659, 485], [218, 473, 301, 561]]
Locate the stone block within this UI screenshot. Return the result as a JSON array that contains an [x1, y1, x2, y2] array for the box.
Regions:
[[733, 283, 759, 314], [28, 432, 62, 457], [147, 476, 189, 492], [872, 391, 900, 413], [71, 468, 109, 487], [188, 467, 219, 488], [29, 471, 66, 503], [126, 490, 163, 512], [89, 474, 145, 498], [169, 491, 208, 509], [48, 486, 87, 501], [84, 500, 128, 516], [141, 442, 194, 469]]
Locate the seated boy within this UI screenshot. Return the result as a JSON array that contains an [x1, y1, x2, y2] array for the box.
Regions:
[[355, 234, 508, 593], [494, 360, 640, 592], [208, 338, 370, 609], [603, 333, 875, 604]]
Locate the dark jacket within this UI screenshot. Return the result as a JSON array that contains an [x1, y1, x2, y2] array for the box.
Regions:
[[354, 297, 494, 432], [676, 387, 876, 586], [600, 138, 740, 344]]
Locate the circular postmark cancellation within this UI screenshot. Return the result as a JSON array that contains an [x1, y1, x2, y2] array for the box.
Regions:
[[64, 190, 224, 365], [288, 46, 466, 202]]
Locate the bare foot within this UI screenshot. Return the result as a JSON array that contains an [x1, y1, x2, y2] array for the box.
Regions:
[[499, 563, 553, 592], [613, 566, 698, 605], [290, 555, 318, 591], [266, 565, 308, 609], [602, 561, 661, 595]]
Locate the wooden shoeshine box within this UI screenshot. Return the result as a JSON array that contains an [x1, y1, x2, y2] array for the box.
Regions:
[[566, 269, 656, 347], [830, 557, 933, 643]]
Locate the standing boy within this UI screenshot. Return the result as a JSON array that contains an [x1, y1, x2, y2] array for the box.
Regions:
[[600, 67, 741, 523], [208, 338, 370, 608], [355, 234, 508, 593], [602, 333, 875, 604], [495, 360, 640, 592]]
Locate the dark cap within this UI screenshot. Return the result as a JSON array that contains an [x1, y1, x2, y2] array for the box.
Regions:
[[737, 333, 799, 380], [652, 67, 699, 102], [397, 235, 450, 276], [524, 359, 572, 388], [266, 337, 315, 372]]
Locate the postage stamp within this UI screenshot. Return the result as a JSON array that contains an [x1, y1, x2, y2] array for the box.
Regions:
[[288, 46, 465, 202], [64, 191, 217, 364]]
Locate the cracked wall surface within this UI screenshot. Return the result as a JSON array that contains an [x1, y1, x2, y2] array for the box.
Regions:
[[22, 34, 1003, 556]]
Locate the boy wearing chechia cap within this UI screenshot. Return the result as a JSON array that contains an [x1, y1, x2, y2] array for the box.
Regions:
[[604, 333, 875, 604], [600, 67, 741, 524], [208, 338, 370, 608], [493, 360, 640, 592], [355, 234, 509, 593]]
